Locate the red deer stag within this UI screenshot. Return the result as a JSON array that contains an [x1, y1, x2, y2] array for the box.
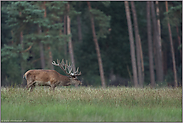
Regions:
[[23, 59, 82, 91]]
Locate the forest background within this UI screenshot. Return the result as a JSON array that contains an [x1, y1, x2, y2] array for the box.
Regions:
[[1, 1, 182, 88]]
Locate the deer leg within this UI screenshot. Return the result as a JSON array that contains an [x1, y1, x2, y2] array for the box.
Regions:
[[27, 82, 32, 89], [26, 83, 32, 90], [26, 85, 29, 90], [26, 81, 35, 91], [29, 83, 35, 92], [50, 84, 56, 91]]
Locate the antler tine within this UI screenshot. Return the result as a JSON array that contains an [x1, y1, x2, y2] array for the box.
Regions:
[[73, 67, 81, 76], [61, 59, 64, 65], [65, 60, 68, 68], [74, 67, 79, 74], [69, 67, 72, 74], [78, 71, 82, 75], [67, 62, 72, 73], [56, 59, 59, 64], [52, 60, 59, 66], [61, 59, 65, 70], [77, 71, 81, 75], [63, 59, 71, 74]]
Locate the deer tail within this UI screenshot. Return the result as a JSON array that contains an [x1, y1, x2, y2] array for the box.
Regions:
[[23, 73, 27, 80]]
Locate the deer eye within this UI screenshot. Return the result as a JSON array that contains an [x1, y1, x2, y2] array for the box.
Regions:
[[73, 76, 77, 78]]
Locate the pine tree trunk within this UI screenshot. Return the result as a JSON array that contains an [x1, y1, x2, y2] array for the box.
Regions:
[[47, 46, 54, 70], [20, 31, 24, 66], [139, 35, 144, 86], [38, 25, 45, 69], [156, 1, 161, 47], [165, 1, 178, 87], [37, 2, 45, 69], [59, 19, 63, 52], [155, 1, 164, 79], [151, 1, 164, 83], [147, 1, 155, 88], [67, 3, 76, 72], [87, 1, 106, 88], [163, 46, 168, 75], [131, 1, 144, 87], [43, 1, 54, 70], [152, 27, 158, 80], [19, 11, 26, 86], [64, 15, 67, 58], [67, 3, 78, 87], [20, 31, 25, 86], [124, 1, 138, 87]]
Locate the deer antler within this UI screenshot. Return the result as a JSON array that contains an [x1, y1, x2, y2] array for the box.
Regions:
[[52, 59, 81, 76]]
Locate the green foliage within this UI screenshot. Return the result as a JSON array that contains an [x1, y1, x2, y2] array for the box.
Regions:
[[1, 44, 21, 62], [163, 4, 182, 27], [22, 52, 29, 60], [101, 1, 110, 7], [4, 2, 44, 30], [90, 8, 111, 39], [1, 59, 22, 85]]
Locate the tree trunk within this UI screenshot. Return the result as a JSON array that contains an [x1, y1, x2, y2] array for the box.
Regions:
[[47, 46, 54, 70], [152, 26, 158, 80], [124, 1, 138, 87], [155, 1, 164, 78], [163, 46, 168, 75], [43, 1, 54, 70], [147, 1, 155, 88], [64, 15, 67, 58], [67, 3, 76, 72], [139, 35, 144, 86], [87, 1, 106, 88], [131, 1, 144, 87], [156, 1, 161, 47], [67, 3, 78, 87], [38, 25, 45, 69], [165, 1, 178, 87], [19, 11, 26, 86], [59, 19, 63, 52], [20, 31, 25, 85], [151, 1, 164, 82], [37, 2, 45, 69]]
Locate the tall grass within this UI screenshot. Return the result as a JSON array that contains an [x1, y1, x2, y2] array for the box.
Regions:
[[1, 87, 182, 122]]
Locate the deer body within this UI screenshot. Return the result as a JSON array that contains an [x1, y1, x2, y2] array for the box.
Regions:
[[24, 59, 82, 91]]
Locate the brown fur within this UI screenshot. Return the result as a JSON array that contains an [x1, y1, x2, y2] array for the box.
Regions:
[[23, 69, 81, 91]]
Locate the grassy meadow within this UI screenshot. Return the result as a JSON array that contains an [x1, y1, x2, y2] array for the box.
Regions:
[[1, 86, 182, 122]]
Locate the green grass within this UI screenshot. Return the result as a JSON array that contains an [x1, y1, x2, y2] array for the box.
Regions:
[[1, 87, 182, 122]]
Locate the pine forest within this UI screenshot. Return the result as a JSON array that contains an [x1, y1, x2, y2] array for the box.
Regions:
[[1, 1, 182, 88]]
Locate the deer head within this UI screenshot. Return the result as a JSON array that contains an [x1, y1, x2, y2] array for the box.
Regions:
[[52, 59, 82, 85]]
